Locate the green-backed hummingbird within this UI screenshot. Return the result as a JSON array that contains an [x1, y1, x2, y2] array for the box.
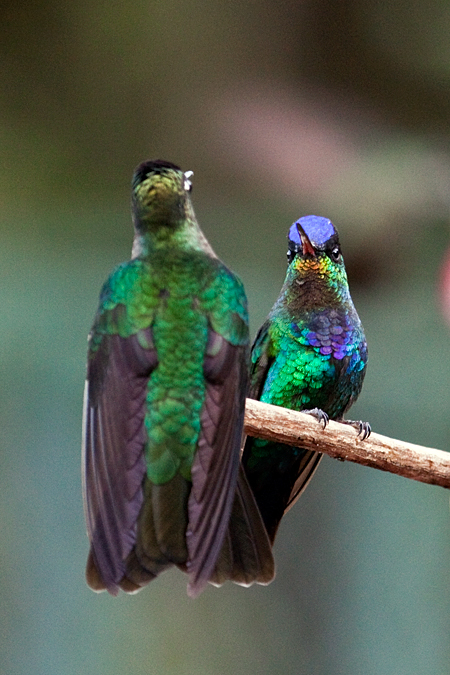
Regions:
[[82, 160, 273, 597]]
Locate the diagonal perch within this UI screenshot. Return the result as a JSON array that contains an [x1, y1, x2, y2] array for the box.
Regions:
[[244, 398, 450, 489]]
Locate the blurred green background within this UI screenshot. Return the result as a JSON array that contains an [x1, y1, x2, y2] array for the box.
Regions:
[[2, 1, 450, 674]]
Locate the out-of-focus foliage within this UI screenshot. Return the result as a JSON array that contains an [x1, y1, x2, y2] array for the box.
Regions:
[[1, 2, 450, 674]]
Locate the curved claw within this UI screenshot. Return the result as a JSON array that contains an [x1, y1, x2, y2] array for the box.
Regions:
[[303, 407, 329, 430], [342, 419, 371, 441], [357, 421, 371, 441]]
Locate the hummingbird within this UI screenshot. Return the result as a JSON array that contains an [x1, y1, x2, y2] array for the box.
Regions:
[[242, 215, 369, 544], [82, 160, 273, 597]]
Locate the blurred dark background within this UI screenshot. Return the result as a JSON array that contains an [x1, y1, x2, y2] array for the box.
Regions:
[[2, 1, 450, 674]]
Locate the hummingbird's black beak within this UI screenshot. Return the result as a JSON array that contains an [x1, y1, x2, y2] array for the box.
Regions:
[[296, 224, 316, 257]]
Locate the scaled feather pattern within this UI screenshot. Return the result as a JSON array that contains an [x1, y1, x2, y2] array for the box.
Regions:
[[82, 160, 274, 597]]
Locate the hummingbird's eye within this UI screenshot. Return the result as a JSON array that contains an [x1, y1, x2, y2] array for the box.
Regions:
[[330, 246, 341, 262], [287, 250, 296, 264]]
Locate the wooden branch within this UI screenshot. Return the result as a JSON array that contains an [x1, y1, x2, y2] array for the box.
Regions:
[[244, 398, 450, 489]]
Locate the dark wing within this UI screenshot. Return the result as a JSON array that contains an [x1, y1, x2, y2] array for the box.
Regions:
[[186, 330, 248, 597], [204, 321, 275, 589], [82, 328, 157, 595], [248, 320, 274, 400]]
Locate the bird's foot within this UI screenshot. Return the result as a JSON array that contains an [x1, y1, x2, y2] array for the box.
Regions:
[[302, 407, 329, 429], [342, 419, 371, 440]]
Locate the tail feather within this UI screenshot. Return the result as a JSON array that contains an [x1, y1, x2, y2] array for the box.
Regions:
[[209, 465, 275, 587], [86, 467, 275, 595], [151, 472, 190, 562], [244, 441, 323, 544], [118, 474, 190, 592]]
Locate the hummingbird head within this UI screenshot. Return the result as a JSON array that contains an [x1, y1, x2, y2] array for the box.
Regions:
[[287, 215, 342, 264], [131, 160, 193, 231], [285, 216, 349, 307]]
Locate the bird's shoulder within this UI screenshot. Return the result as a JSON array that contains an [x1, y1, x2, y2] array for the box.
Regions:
[[199, 259, 248, 347], [88, 259, 157, 353]]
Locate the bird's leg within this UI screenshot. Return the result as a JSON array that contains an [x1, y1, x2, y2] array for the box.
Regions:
[[302, 407, 329, 429], [341, 419, 371, 440]]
